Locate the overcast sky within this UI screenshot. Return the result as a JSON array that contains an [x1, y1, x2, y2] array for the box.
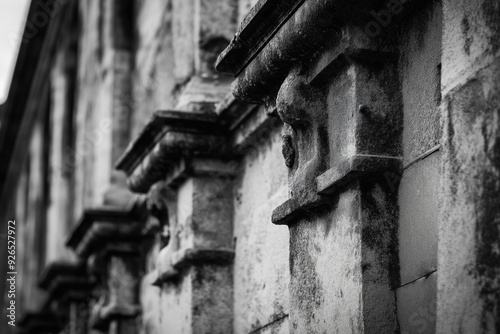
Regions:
[[0, 0, 30, 104]]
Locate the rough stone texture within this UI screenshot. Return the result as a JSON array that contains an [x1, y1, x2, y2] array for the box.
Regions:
[[438, 0, 500, 333], [232, 127, 289, 334], [6, 1, 500, 334], [158, 265, 233, 334], [439, 60, 500, 333], [399, 1, 442, 166]]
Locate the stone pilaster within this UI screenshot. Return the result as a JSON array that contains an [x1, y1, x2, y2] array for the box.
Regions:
[[438, 0, 500, 332], [116, 109, 237, 333], [217, 2, 403, 333], [66, 205, 148, 334]]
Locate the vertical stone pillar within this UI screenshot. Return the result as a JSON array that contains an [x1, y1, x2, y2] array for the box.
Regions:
[[66, 207, 148, 334], [94, 248, 141, 334], [438, 0, 500, 332], [151, 174, 234, 334], [217, 4, 403, 333], [272, 34, 402, 333], [116, 111, 236, 333]]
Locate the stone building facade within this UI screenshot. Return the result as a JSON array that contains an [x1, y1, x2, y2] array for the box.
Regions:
[[0, 0, 499, 333]]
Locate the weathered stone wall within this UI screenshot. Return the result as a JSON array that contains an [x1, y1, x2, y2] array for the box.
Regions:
[[396, 2, 442, 333], [439, 0, 500, 332], [6, 1, 500, 333], [232, 123, 289, 334]]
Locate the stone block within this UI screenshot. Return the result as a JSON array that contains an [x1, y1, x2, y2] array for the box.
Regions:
[[398, 152, 439, 285]]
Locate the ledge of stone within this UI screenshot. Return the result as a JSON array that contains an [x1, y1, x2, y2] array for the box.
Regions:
[[155, 248, 235, 284], [271, 195, 328, 226], [316, 154, 402, 195], [216, 0, 306, 75], [115, 110, 223, 174], [216, 0, 411, 103], [272, 155, 402, 225], [66, 207, 146, 258], [125, 133, 236, 193], [38, 261, 93, 302]]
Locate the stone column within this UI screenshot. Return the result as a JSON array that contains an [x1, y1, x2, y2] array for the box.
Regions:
[[217, 3, 403, 333], [66, 206, 148, 334], [438, 0, 500, 332], [116, 110, 237, 333]]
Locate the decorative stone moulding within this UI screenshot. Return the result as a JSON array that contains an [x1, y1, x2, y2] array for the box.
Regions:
[[115, 110, 237, 193], [153, 247, 235, 285], [66, 205, 147, 259], [38, 262, 93, 301]]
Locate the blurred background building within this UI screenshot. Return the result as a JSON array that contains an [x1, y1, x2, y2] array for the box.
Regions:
[[0, 0, 499, 333]]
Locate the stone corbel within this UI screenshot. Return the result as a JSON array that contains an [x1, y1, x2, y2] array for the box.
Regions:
[[217, 2, 404, 332]]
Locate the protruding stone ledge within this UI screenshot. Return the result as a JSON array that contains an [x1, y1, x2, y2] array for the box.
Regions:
[[216, 0, 306, 75], [216, 0, 420, 103], [115, 110, 223, 174], [66, 206, 147, 258], [38, 261, 94, 303], [115, 109, 240, 193], [124, 134, 236, 193], [317, 155, 403, 195], [154, 248, 235, 284], [272, 155, 402, 226], [91, 303, 141, 330]]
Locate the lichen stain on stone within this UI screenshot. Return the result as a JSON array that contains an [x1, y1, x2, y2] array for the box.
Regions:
[[461, 16, 472, 55]]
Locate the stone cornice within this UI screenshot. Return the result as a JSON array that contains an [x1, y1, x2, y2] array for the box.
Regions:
[[115, 110, 224, 174], [38, 262, 93, 303], [115, 110, 245, 193], [272, 155, 403, 226], [66, 207, 146, 258], [215, 0, 306, 75], [215, 0, 418, 103]]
